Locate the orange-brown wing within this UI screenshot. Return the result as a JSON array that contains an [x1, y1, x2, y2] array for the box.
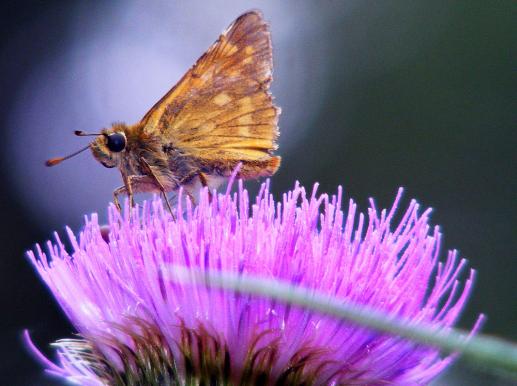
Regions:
[[140, 11, 279, 165]]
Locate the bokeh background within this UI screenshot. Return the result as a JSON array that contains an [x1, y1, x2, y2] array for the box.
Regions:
[[1, 1, 515, 384]]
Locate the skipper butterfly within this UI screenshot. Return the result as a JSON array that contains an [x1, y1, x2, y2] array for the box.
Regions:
[[46, 11, 280, 211]]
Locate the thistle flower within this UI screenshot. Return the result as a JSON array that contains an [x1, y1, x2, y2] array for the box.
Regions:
[[27, 180, 480, 385]]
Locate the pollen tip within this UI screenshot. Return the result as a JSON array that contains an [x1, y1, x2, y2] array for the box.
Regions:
[[45, 158, 63, 167]]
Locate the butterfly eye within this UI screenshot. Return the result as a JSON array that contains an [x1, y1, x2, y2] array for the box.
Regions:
[[106, 132, 126, 152]]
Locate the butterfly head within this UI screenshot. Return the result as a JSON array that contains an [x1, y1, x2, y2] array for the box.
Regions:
[[89, 126, 128, 169]]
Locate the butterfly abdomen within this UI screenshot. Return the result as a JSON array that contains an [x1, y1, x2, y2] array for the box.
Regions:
[[196, 156, 280, 180], [238, 156, 281, 178]]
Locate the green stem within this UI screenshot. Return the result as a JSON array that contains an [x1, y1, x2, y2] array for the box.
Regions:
[[168, 267, 517, 377]]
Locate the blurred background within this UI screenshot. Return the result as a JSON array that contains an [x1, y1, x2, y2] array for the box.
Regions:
[[0, 1, 515, 384]]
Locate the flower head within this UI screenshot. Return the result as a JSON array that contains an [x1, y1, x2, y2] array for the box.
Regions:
[[27, 180, 479, 385]]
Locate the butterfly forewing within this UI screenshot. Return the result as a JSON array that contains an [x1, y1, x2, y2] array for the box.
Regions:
[[140, 11, 279, 171]]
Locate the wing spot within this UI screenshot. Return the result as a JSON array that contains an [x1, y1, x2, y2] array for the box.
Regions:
[[213, 93, 232, 106], [225, 43, 238, 56], [239, 97, 253, 110], [238, 115, 254, 125], [239, 126, 251, 136], [200, 121, 216, 131]]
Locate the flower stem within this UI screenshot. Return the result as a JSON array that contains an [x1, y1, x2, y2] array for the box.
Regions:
[[168, 266, 517, 378]]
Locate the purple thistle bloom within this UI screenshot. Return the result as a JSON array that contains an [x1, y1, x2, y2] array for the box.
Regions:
[[27, 180, 481, 385]]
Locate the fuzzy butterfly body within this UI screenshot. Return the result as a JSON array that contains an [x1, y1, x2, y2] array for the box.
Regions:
[[48, 11, 280, 209]]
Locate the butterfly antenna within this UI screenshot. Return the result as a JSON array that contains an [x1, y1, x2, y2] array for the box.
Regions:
[[45, 144, 91, 167], [75, 130, 104, 137]]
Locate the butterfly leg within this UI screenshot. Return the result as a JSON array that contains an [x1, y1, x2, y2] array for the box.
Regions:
[[113, 187, 123, 212], [113, 182, 134, 212], [138, 157, 175, 217], [113, 175, 163, 212], [183, 190, 197, 206], [177, 171, 204, 205], [198, 172, 213, 202]]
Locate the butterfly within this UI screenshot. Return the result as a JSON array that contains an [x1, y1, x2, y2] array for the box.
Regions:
[[46, 11, 280, 212]]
